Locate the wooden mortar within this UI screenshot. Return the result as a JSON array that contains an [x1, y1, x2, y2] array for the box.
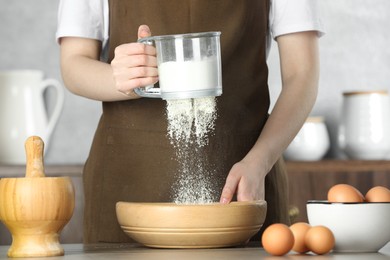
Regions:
[[0, 136, 75, 257]]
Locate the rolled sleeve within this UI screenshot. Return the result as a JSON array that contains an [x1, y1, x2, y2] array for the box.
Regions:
[[270, 0, 326, 39]]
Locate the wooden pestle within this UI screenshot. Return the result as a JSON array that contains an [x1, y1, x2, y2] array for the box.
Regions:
[[25, 136, 45, 178]]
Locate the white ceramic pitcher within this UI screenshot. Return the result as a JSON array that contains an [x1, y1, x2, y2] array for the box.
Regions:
[[338, 90, 390, 160], [0, 70, 64, 164]]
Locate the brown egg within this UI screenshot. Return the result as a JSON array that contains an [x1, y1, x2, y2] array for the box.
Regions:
[[365, 186, 390, 202], [290, 222, 311, 254], [327, 184, 364, 203], [262, 223, 295, 256], [305, 225, 335, 255]]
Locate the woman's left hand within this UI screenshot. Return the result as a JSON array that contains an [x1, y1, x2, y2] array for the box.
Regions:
[[219, 159, 265, 204]]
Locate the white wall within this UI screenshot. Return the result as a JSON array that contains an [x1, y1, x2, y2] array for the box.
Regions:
[[1, 0, 390, 164], [268, 0, 390, 158]]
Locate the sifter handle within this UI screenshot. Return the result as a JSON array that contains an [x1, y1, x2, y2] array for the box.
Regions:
[[134, 37, 162, 98], [25, 136, 45, 178]]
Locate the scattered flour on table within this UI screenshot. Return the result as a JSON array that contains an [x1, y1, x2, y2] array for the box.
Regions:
[[166, 97, 218, 204]]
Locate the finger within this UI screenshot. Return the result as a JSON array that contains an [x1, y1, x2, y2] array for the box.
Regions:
[[115, 66, 158, 82], [112, 54, 157, 69], [116, 76, 159, 93], [114, 43, 156, 57], [122, 89, 139, 99], [138, 24, 152, 39], [113, 65, 158, 89], [219, 173, 240, 204], [237, 191, 255, 202], [236, 177, 265, 202]]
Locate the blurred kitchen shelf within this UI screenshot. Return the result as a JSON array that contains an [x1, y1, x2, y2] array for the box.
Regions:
[[286, 159, 390, 223], [286, 159, 390, 172]]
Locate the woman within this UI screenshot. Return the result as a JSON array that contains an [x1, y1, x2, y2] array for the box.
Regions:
[[57, 0, 324, 243]]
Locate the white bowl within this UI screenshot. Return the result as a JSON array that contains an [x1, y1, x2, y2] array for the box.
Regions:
[[307, 201, 390, 253]]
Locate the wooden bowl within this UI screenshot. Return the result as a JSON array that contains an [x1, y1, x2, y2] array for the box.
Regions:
[[116, 200, 267, 248]]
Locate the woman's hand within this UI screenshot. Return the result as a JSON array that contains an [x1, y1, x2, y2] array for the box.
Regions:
[[111, 25, 158, 97], [219, 158, 266, 204]]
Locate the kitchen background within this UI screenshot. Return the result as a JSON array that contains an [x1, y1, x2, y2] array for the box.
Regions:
[[1, 0, 390, 164]]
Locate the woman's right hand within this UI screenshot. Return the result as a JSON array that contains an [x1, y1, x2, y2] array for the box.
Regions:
[[110, 25, 158, 97]]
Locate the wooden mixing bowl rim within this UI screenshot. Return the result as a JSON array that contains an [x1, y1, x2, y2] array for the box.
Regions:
[[117, 200, 266, 208]]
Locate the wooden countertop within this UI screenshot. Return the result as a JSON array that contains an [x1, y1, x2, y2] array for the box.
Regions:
[[0, 243, 389, 259]]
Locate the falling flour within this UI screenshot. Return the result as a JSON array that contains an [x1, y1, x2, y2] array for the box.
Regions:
[[166, 96, 218, 204]]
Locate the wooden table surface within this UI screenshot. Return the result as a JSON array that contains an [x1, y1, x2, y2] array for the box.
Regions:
[[0, 242, 389, 260]]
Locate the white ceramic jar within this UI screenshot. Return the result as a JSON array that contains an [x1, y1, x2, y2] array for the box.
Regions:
[[338, 90, 390, 160], [284, 117, 330, 161]]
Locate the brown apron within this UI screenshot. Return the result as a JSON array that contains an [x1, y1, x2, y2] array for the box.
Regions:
[[83, 0, 290, 243]]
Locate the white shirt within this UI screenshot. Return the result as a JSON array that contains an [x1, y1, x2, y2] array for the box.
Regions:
[[56, 0, 325, 60]]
